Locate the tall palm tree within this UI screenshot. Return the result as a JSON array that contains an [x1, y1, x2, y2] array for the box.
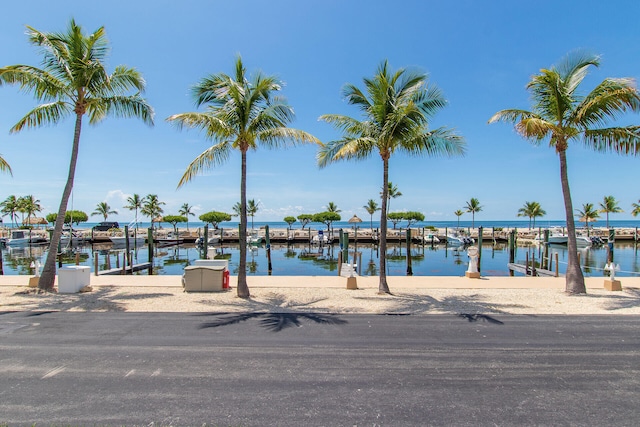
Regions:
[[632, 200, 640, 218], [381, 181, 402, 212], [326, 201, 341, 213], [0, 154, 11, 175], [0, 195, 20, 227], [124, 194, 143, 230], [489, 51, 640, 294], [91, 201, 117, 221], [0, 19, 154, 290], [167, 56, 319, 298], [517, 201, 546, 229], [231, 202, 242, 218], [465, 198, 482, 229], [141, 194, 165, 228], [318, 60, 465, 294], [179, 203, 195, 230], [363, 199, 380, 230], [19, 195, 42, 226], [454, 209, 464, 230], [247, 199, 259, 230], [576, 202, 600, 230], [599, 195, 622, 229]]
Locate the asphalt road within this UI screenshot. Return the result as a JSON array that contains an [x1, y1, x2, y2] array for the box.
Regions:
[[1, 311, 639, 426]]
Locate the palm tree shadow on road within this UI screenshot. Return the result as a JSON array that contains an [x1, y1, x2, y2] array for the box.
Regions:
[[197, 312, 348, 333], [354, 292, 525, 320], [197, 291, 347, 332]]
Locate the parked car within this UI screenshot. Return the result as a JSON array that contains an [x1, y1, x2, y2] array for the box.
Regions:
[[93, 221, 119, 231]]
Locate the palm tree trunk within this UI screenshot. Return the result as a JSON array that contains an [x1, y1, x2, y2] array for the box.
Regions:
[[378, 157, 390, 294], [39, 113, 83, 290], [237, 149, 250, 298], [559, 149, 586, 294]]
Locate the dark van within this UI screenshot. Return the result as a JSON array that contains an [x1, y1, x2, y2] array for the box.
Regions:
[[93, 221, 119, 231]]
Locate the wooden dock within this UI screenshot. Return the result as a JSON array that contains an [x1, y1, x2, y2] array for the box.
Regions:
[[96, 262, 152, 276], [507, 263, 559, 277]]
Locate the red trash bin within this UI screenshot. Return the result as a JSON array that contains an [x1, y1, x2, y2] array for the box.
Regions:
[[223, 269, 230, 289]]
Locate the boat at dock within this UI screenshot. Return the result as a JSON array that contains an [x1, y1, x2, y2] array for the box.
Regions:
[[446, 234, 474, 246], [5, 229, 48, 246], [109, 234, 146, 246], [538, 231, 593, 247]]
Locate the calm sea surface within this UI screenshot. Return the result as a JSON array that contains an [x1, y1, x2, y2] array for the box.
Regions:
[[3, 240, 640, 278]]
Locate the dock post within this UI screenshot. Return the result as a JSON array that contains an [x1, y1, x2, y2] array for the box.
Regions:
[[125, 225, 130, 262], [342, 232, 349, 263], [94, 252, 99, 276], [555, 253, 559, 277], [543, 229, 550, 270], [202, 224, 208, 259], [147, 227, 154, 274], [477, 226, 483, 273], [406, 228, 413, 276], [508, 229, 516, 264], [265, 225, 272, 275]]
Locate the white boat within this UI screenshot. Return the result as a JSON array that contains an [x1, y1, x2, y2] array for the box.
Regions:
[[547, 234, 568, 245], [109, 235, 146, 246], [311, 233, 329, 245], [421, 233, 440, 244], [248, 229, 263, 245], [446, 234, 474, 246], [6, 230, 48, 246], [155, 232, 184, 247], [60, 229, 86, 246], [545, 232, 592, 248]]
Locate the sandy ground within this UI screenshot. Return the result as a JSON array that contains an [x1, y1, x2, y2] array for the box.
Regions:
[[1, 274, 640, 315]]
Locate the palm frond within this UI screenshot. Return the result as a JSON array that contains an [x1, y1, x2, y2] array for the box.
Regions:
[[319, 114, 370, 137], [528, 69, 571, 122], [9, 101, 72, 132], [555, 50, 600, 95], [574, 78, 640, 128], [582, 126, 640, 155], [177, 141, 233, 187], [166, 112, 233, 140], [488, 108, 538, 124], [342, 83, 372, 112], [0, 155, 12, 175], [400, 127, 466, 157], [106, 66, 147, 93], [414, 85, 447, 120], [89, 94, 154, 125], [514, 117, 556, 142], [0, 65, 64, 101], [317, 137, 374, 168], [259, 127, 321, 149]]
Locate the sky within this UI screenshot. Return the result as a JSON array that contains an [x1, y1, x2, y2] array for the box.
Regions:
[[1, 0, 640, 225]]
